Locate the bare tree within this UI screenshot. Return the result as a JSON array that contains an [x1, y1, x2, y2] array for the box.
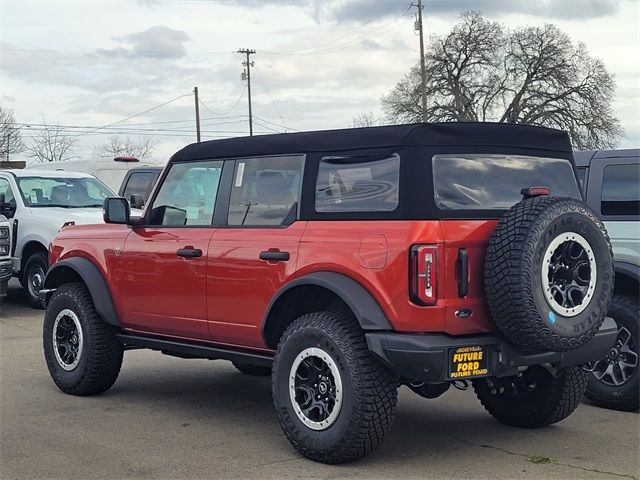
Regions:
[[352, 112, 380, 128], [381, 11, 622, 149], [93, 135, 158, 160], [0, 106, 24, 162], [25, 122, 77, 163]]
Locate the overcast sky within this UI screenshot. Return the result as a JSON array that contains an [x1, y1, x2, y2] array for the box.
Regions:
[[1, 0, 638, 163]]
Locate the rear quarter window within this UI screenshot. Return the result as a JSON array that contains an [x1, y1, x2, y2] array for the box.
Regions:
[[601, 163, 640, 216], [433, 154, 581, 210]]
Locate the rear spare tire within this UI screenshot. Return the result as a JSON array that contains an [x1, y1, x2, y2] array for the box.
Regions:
[[485, 196, 613, 352]]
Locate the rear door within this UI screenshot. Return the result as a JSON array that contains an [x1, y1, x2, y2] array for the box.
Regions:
[[207, 155, 306, 349], [432, 153, 583, 335], [119, 160, 223, 340]]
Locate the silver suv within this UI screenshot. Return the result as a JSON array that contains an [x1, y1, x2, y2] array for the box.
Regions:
[[574, 148, 639, 411]]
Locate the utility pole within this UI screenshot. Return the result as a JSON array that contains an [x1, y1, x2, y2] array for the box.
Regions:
[[194, 86, 201, 142], [238, 48, 256, 136], [412, 0, 428, 122]]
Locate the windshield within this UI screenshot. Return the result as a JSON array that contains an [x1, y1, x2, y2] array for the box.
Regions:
[[433, 154, 581, 210], [16, 176, 114, 208]]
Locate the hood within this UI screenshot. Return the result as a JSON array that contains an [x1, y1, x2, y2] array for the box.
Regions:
[[28, 207, 104, 226]]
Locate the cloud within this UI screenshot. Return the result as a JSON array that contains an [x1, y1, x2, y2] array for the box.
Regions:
[[220, 0, 632, 23], [97, 26, 190, 59]]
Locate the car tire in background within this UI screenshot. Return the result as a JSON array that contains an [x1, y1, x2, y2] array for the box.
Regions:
[[272, 311, 398, 464], [22, 252, 48, 309], [43, 282, 123, 395], [485, 196, 614, 352], [584, 295, 639, 411], [473, 366, 588, 427]]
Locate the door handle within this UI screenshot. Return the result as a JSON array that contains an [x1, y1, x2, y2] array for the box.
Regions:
[[457, 248, 469, 297], [259, 250, 290, 262], [177, 248, 202, 258]]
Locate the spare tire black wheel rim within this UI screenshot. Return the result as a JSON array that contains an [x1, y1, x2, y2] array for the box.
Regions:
[[542, 232, 597, 317], [584, 326, 638, 386], [289, 347, 343, 431], [53, 308, 83, 371]]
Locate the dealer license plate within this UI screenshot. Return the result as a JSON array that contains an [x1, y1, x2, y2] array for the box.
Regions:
[[448, 345, 491, 380]]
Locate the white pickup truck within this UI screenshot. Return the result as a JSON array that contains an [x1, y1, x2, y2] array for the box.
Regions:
[[0, 215, 11, 304], [0, 169, 114, 307]]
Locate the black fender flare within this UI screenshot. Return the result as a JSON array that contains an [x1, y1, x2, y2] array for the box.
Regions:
[[615, 261, 640, 283], [43, 257, 120, 327], [262, 272, 392, 343]]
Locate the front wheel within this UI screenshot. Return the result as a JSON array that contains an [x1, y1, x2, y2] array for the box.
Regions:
[[43, 282, 123, 395], [23, 252, 48, 309], [473, 366, 588, 427], [272, 311, 398, 464]]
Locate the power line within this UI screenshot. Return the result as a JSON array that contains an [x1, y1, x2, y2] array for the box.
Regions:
[[198, 87, 246, 117], [238, 48, 256, 136], [252, 65, 288, 132]]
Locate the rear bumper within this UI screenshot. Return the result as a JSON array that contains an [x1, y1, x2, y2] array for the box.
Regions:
[[366, 317, 618, 383]]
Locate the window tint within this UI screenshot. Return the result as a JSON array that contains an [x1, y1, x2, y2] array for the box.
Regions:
[[316, 153, 400, 212], [123, 172, 156, 201], [601, 164, 640, 216], [576, 167, 587, 193], [228, 156, 303, 226], [433, 154, 581, 210], [149, 161, 222, 226]]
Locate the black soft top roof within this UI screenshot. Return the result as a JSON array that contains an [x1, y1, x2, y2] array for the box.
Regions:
[[171, 122, 572, 162]]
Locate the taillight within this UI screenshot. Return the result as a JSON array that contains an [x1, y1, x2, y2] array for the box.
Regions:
[[410, 244, 439, 305]]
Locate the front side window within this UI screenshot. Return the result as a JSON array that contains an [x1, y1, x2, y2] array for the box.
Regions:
[[148, 160, 222, 226], [601, 163, 640, 216], [0, 178, 15, 204], [433, 154, 581, 210], [228, 155, 304, 226], [315, 153, 400, 212], [16, 176, 114, 208]]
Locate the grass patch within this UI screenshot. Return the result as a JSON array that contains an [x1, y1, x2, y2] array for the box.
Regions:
[[527, 455, 553, 464]]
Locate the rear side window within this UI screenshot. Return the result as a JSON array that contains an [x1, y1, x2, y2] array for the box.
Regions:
[[433, 154, 581, 210], [315, 153, 400, 212], [601, 164, 640, 216], [148, 160, 222, 226], [122, 172, 156, 201], [227, 155, 304, 226]]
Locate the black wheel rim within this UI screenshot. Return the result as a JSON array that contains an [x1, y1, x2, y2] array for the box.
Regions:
[[53, 309, 83, 371], [28, 265, 45, 300], [585, 326, 638, 386], [289, 347, 342, 430], [542, 233, 596, 317]]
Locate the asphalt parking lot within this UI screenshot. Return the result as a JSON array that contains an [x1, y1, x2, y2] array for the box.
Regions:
[[1, 279, 638, 480]]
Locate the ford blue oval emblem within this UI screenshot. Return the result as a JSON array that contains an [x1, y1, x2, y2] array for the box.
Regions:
[[455, 309, 473, 319]]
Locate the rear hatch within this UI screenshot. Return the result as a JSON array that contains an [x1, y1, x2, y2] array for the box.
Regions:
[[432, 153, 582, 335]]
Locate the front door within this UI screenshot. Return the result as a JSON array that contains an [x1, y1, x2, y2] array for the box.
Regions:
[[207, 155, 306, 349], [119, 159, 224, 341]]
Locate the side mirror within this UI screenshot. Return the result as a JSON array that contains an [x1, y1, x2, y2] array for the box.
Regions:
[[103, 197, 130, 224], [130, 194, 145, 210]]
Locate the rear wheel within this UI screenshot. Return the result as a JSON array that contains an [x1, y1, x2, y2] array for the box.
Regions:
[[23, 252, 48, 309], [43, 283, 123, 395], [272, 311, 398, 464], [584, 295, 639, 411], [473, 366, 588, 427]]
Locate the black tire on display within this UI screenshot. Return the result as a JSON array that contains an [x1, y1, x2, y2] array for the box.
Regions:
[[232, 361, 271, 376], [473, 366, 588, 428], [485, 196, 614, 352], [272, 311, 398, 464], [585, 295, 639, 411], [23, 252, 48, 309], [43, 282, 123, 395]]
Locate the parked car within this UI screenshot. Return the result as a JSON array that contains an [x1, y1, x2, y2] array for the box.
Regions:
[[118, 166, 163, 208], [41, 123, 616, 464], [25, 156, 159, 192], [0, 169, 115, 308], [0, 214, 11, 304], [574, 148, 639, 411]]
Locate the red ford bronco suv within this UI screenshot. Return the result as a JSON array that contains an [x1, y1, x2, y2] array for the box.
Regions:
[[42, 123, 617, 464]]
